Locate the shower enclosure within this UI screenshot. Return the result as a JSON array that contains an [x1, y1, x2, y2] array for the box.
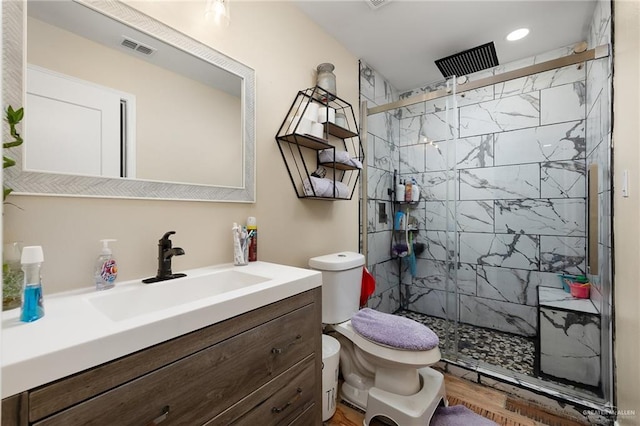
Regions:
[[361, 39, 613, 419]]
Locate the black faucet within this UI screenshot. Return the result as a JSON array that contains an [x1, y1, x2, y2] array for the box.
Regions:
[[142, 231, 186, 284]]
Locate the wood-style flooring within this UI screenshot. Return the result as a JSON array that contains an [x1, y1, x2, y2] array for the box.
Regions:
[[325, 374, 589, 426]]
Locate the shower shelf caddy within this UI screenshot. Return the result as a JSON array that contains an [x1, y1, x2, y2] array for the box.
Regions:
[[390, 171, 421, 259], [275, 86, 364, 200]]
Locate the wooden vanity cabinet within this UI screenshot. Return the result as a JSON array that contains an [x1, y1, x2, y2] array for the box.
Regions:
[[2, 288, 322, 426]]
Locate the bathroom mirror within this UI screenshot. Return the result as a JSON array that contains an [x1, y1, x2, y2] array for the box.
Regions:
[[3, 0, 255, 202]]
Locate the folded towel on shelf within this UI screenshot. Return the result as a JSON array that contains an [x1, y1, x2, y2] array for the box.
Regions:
[[303, 176, 349, 198], [318, 149, 362, 169]]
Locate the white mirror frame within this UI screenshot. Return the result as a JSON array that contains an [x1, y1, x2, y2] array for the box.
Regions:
[[3, 0, 255, 202]]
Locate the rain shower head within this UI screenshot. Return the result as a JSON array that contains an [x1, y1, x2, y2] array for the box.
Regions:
[[435, 42, 499, 78], [365, 0, 392, 10]]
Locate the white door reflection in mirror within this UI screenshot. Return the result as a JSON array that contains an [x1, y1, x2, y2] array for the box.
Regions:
[[26, 65, 135, 178], [27, 2, 243, 188]]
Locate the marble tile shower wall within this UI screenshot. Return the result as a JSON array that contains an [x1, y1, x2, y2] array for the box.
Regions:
[[359, 2, 612, 334], [398, 52, 591, 337], [360, 61, 402, 314]]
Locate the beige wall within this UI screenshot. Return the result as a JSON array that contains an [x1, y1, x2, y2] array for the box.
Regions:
[[4, 1, 360, 293], [613, 0, 640, 424], [27, 17, 242, 186]]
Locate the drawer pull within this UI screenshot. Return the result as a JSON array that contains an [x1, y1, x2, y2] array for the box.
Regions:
[[271, 334, 302, 354], [148, 405, 170, 425], [271, 387, 302, 414]]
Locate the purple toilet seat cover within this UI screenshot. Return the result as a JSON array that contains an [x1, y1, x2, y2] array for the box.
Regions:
[[351, 308, 439, 351]]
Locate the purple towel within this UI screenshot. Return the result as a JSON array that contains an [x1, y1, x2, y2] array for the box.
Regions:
[[430, 405, 498, 426], [351, 308, 439, 350]]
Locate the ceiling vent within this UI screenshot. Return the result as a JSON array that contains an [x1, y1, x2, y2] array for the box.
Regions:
[[120, 36, 156, 56], [366, 0, 391, 10], [435, 42, 499, 78]]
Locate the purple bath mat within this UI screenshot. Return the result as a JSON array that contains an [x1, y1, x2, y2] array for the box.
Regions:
[[430, 405, 498, 426]]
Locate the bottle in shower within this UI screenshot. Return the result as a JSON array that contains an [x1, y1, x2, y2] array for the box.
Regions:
[[20, 246, 45, 323], [404, 179, 412, 202], [395, 180, 405, 202]]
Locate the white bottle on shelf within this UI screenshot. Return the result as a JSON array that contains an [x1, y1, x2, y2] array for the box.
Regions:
[[411, 178, 420, 202], [395, 180, 405, 202]]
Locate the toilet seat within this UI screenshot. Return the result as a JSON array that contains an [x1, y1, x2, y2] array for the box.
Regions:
[[351, 308, 439, 350], [332, 321, 441, 368]]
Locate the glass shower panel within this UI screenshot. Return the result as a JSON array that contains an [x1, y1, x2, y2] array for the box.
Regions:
[[390, 76, 462, 360], [361, 76, 461, 358], [586, 54, 613, 404], [441, 76, 459, 359], [362, 104, 402, 315]]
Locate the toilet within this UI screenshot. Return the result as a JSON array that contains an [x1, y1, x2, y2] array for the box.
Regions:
[[309, 252, 447, 426]]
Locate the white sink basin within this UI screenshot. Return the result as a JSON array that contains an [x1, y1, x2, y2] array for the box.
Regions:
[[89, 269, 270, 321]]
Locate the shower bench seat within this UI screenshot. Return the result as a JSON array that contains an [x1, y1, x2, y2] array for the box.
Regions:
[[536, 286, 601, 389]]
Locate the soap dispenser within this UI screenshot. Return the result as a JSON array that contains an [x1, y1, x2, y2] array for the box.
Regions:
[[94, 239, 118, 291], [20, 246, 45, 323]]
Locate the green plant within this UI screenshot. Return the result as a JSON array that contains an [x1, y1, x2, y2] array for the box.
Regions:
[[3, 106, 24, 310], [2, 261, 22, 309], [4, 105, 24, 201]]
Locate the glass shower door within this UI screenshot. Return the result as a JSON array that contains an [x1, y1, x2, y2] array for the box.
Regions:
[[407, 75, 461, 360], [441, 76, 460, 360]]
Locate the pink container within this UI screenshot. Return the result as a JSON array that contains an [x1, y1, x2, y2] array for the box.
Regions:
[[569, 282, 590, 299]]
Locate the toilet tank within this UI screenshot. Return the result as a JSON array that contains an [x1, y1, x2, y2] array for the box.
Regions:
[[309, 252, 365, 324]]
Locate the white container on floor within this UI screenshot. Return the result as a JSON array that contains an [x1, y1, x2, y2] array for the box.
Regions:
[[322, 334, 341, 421]]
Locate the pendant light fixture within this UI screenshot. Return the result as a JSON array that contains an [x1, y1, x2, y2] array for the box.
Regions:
[[205, 0, 230, 26]]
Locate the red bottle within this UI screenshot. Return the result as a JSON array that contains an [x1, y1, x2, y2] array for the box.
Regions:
[[247, 217, 257, 262]]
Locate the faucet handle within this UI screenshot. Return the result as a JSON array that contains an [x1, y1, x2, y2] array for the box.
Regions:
[[161, 231, 176, 242], [159, 231, 177, 248]]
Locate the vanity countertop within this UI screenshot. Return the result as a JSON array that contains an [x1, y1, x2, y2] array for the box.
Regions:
[[1, 261, 321, 398]]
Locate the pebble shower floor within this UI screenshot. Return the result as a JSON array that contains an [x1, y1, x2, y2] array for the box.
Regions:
[[396, 309, 601, 399], [396, 310, 536, 375]]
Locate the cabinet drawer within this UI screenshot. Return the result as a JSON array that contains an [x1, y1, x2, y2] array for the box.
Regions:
[[210, 355, 316, 426], [236, 359, 315, 426], [34, 303, 316, 426], [289, 404, 319, 425], [1, 392, 27, 426]]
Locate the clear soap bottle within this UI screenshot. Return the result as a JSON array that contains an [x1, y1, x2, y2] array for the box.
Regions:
[[94, 239, 118, 290], [20, 246, 45, 323]]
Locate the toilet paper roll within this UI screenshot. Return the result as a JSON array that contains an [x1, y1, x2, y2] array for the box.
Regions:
[[310, 122, 325, 139], [292, 115, 313, 135], [318, 107, 336, 124], [303, 103, 320, 121], [335, 112, 347, 128]]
